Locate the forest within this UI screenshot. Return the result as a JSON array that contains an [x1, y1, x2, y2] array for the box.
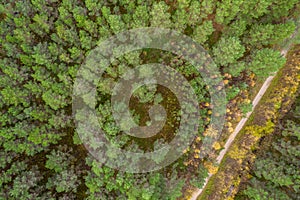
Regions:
[[0, 0, 300, 199], [238, 93, 300, 199]]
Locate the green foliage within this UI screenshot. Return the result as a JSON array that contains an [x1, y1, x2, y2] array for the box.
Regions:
[[267, 0, 300, 19], [243, 179, 291, 200], [282, 120, 300, 140], [187, 0, 201, 26], [212, 37, 245, 66], [215, 0, 244, 25], [172, 0, 190, 32], [239, 0, 273, 19], [226, 86, 240, 101], [46, 149, 74, 173], [45, 147, 81, 194], [0, 0, 299, 199], [107, 14, 126, 34], [239, 102, 253, 116], [245, 21, 296, 47], [224, 20, 248, 37], [154, 93, 164, 105], [133, 84, 157, 103], [0, 160, 27, 186], [248, 48, 286, 77], [225, 62, 246, 77], [192, 20, 215, 44], [47, 169, 79, 193], [242, 98, 300, 199], [189, 164, 209, 188], [150, 2, 172, 28], [9, 166, 43, 199], [200, 0, 216, 19], [132, 5, 150, 28]]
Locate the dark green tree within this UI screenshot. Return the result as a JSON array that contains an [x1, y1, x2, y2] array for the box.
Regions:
[[248, 48, 286, 78], [212, 37, 246, 66]]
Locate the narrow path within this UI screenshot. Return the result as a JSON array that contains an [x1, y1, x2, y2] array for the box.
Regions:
[[190, 75, 275, 200], [190, 22, 299, 200]]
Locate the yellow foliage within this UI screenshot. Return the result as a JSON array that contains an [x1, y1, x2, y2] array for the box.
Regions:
[[245, 99, 251, 104], [180, 187, 195, 200], [228, 145, 248, 160], [194, 149, 200, 153], [184, 160, 191, 166], [226, 196, 235, 200], [204, 161, 219, 174], [245, 121, 275, 137], [198, 46, 300, 200], [203, 126, 218, 137], [183, 148, 189, 154], [212, 142, 221, 150]]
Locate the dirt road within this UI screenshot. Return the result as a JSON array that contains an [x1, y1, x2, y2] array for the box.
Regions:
[[190, 26, 298, 199]]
